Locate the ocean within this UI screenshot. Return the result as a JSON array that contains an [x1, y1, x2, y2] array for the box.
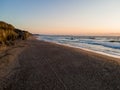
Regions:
[[37, 35, 120, 59]]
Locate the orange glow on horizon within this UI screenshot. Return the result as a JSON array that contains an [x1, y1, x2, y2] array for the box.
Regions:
[[29, 27, 120, 36]]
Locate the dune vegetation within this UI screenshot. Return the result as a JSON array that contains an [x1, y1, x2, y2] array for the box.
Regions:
[[0, 21, 31, 46]]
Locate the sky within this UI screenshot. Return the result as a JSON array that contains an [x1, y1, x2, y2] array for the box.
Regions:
[[1, 0, 120, 35]]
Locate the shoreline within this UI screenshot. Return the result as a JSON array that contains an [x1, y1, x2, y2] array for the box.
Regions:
[[37, 36, 120, 59], [1, 37, 120, 90], [38, 39, 120, 62]]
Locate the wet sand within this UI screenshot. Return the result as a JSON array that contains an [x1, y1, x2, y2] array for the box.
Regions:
[[1, 37, 120, 90]]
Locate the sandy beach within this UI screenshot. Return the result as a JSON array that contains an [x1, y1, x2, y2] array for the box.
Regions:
[[0, 37, 120, 90]]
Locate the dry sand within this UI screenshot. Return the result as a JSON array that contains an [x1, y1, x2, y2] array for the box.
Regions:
[[0, 37, 120, 90]]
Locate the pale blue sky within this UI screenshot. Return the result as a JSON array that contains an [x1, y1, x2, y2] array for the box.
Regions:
[[1, 0, 120, 35]]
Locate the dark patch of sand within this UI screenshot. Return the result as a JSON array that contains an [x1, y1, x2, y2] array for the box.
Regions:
[[1, 37, 120, 90]]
